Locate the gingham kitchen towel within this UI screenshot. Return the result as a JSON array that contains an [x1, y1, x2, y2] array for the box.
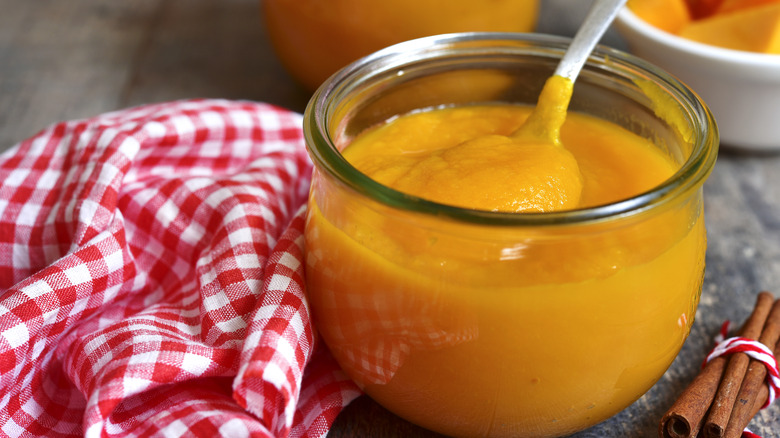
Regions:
[[0, 99, 361, 437]]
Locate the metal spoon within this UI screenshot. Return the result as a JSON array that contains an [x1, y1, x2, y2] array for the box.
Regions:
[[556, 0, 628, 82]]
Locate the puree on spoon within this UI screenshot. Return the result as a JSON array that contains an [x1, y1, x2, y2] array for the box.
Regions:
[[348, 75, 584, 213]]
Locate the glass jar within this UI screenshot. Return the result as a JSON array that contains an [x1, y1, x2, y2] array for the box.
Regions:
[[262, 0, 539, 91], [303, 33, 718, 438]]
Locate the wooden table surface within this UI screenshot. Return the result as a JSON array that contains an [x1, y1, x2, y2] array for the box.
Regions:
[[2, 1, 779, 437]]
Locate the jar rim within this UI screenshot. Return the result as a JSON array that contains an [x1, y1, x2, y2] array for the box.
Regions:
[[303, 32, 719, 226]]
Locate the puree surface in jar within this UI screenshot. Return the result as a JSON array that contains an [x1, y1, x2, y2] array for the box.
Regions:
[[305, 104, 705, 437]]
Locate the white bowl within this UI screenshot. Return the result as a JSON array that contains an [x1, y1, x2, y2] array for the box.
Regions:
[[615, 7, 780, 152]]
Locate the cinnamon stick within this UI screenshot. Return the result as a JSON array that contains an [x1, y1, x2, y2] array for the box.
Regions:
[[703, 292, 777, 438], [658, 291, 775, 438], [660, 360, 726, 438], [722, 300, 780, 438]]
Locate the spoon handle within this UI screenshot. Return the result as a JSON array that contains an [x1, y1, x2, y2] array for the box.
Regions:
[[554, 0, 628, 81]]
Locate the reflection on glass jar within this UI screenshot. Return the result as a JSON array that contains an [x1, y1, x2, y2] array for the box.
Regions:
[[303, 33, 718, 438], [262, 0, 539, 91]]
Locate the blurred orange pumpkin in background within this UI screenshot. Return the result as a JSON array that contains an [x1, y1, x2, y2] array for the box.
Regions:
[[262, 0, 540, 91]]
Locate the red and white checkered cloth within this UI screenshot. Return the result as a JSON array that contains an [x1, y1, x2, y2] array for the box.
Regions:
[[0, 99, 361, 437]]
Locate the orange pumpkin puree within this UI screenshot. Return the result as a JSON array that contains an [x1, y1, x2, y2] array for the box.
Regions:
[[304, 104, 705, 437]]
